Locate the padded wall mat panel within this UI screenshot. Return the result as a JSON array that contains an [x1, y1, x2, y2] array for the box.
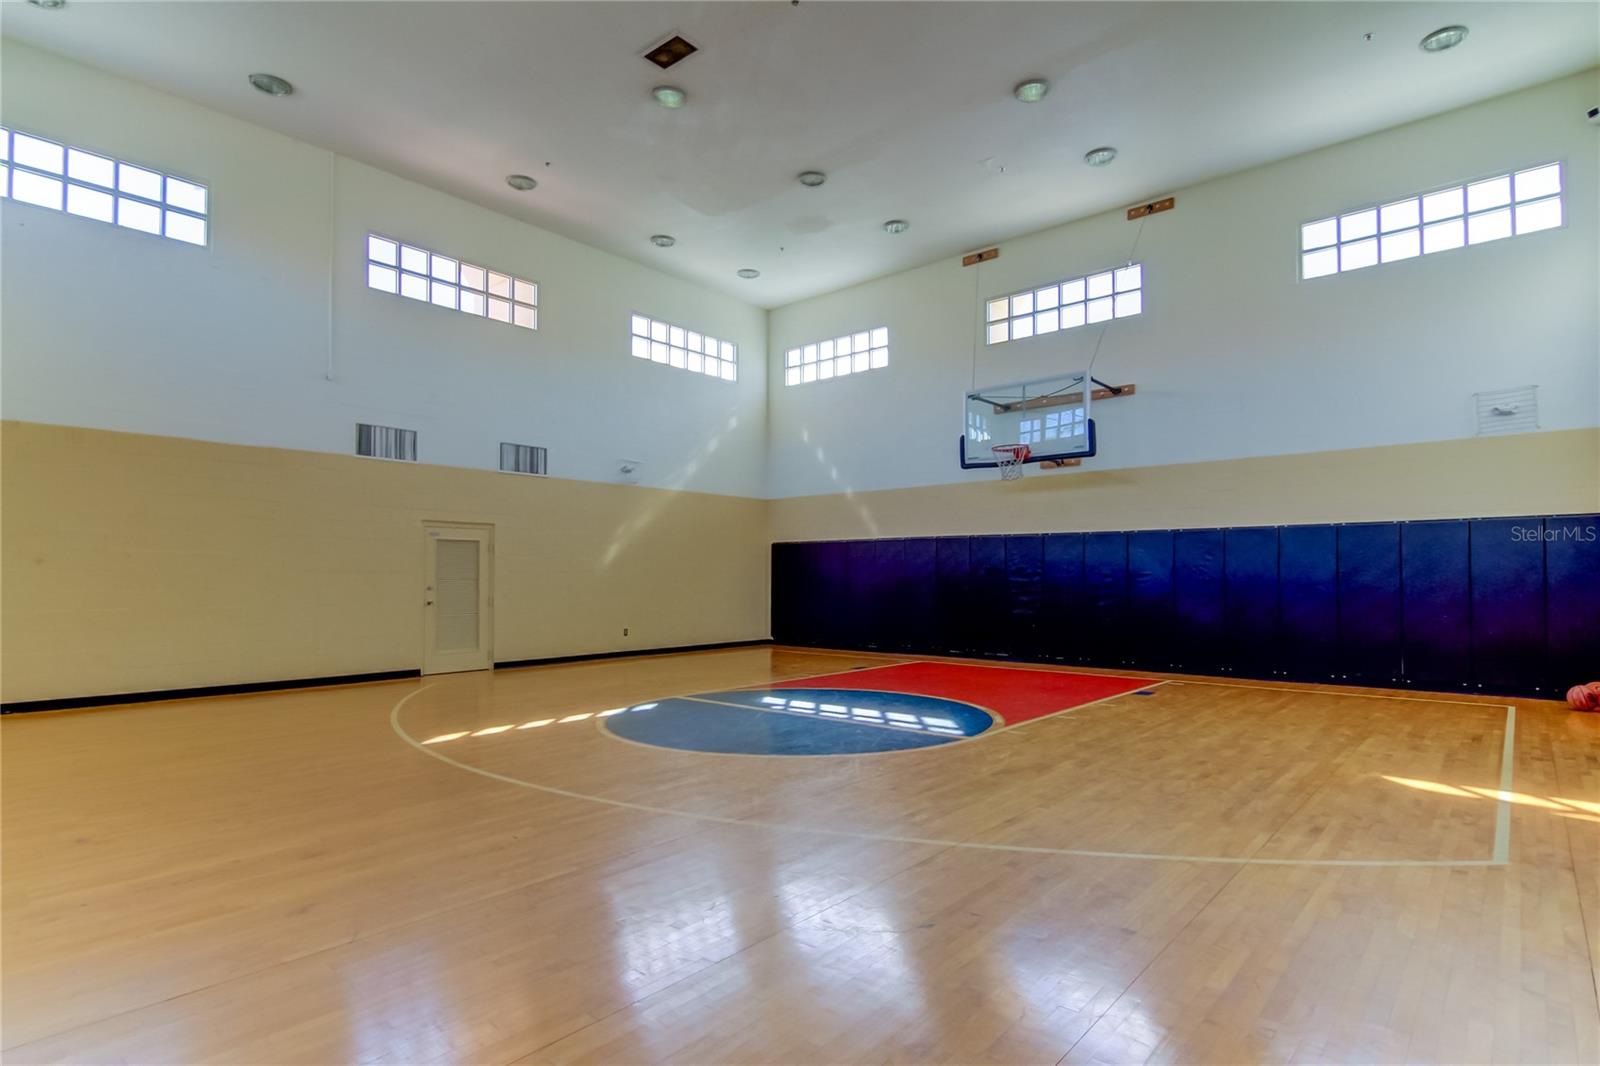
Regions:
[[1084, 533, 1130, 667], [1469, 518, 1546, 694], [1336, 523, 1402, 685], [934, 536, 973, 656], [1223, 527, 1279, 678], [772, 510, 1585, 697], [1005, 534, 1045, 661], [969, 536, 1010, 657], [1544, 514, 1600, 691], [1173, 529, 1225, 674], [1041, 533, 1086, 664], [1127, 530, 1176, 670], [1278, 524, 1339, 681], [1402, 521, 1471, 691]]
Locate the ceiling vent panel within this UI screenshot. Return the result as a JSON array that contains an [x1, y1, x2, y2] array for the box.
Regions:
[[644, 35, 698, 70]]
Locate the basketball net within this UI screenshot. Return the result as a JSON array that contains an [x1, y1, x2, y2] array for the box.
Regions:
[[992, 444, 1030, 481]]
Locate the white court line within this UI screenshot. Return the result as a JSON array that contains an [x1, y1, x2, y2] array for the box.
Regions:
[[391, 684, 1509, 869], [1493, 706, 1517, 865], [987, 680, 1173, 736]]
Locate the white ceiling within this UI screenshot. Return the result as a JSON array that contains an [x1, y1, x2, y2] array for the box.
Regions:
[[4, 2, 1596, 307]]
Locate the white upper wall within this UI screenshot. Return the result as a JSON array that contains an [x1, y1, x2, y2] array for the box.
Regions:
[[767, 69, 1600, 499], [4, 43, 1596, 506], [0, 41, 768, 497]]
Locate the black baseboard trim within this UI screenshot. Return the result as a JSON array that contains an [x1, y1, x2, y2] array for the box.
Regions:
[[1, 669, 423, 715], [496, 639, 772, 671], [1, 640, 777, 714]]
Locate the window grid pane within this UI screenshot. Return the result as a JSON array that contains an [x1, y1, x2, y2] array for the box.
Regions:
[[629, 314, 737, 383], [367, 232, 536, 331], [986, 263, 1143, 346], [781, 326, 890, 386], [1301, 163, 1563, 281], [3, 128, 208, 246]]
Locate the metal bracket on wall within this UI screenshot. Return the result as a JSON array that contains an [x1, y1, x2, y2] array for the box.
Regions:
[[1127, 197, 1175, 220]]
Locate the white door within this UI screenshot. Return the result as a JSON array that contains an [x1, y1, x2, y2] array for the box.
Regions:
[[423, 524, 493, 675]]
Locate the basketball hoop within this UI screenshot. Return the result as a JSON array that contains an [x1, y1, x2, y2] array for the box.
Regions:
[[991, 444, 1030, 481]]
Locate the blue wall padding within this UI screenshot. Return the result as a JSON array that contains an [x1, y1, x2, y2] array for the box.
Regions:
[[899, 537, 939, 652], [1544, 514, 1600, 688], [1005, 534, 1044, 660], [783, 542, 824, 646], [1278, 524, 1339, 681], [870, 539, 908, 651], [1041, 533, 1085, 663], [969, 536, 1009, 656], [1084, 532, 1129, 666], [844, 540, 878, 650], [771, 511, 1595, 697], [935, 536, 972, 656], [769, 542, 795, 644], [1223, 527, 1279, 678], [1402, 520, 1471, 690], [1174, 530, 1225, 674], [1337, 523, 1402, 685], [1127, 531, 1175, 669], [819, 541, 855, 649], [1470, 518, 1546, 693]]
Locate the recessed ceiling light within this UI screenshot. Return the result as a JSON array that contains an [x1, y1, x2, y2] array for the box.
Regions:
[[1013, 78, 1049, 103], [652, 86, 687, 109], [1419, 25, 1468, 52], [248, 73, 294, 97], [505, 174, 538, 191], [650, 234, 676, 248], [882, 219, 909, 234], [27, 0, 67, 10], [797, 170, 827, 187], [736, 268, 760, 279], [1083, 146, 1118, 167]]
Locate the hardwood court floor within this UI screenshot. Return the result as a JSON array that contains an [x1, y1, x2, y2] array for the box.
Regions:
[[2, 646, 1597, 1064]]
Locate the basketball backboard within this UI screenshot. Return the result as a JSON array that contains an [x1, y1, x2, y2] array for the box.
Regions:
[[960, 370, 1107, 469]]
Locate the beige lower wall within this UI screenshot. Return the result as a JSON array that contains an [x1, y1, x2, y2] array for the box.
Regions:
[[0, 421, 770, 703], [769, 429, 1600, 542], [4, 423, 1596, 703]]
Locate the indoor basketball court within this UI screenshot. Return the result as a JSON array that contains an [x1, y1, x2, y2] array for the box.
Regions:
[[2, 3, 1598, 1064]]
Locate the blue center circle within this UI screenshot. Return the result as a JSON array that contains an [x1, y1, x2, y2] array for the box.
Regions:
[[602, 687, 995, 756]]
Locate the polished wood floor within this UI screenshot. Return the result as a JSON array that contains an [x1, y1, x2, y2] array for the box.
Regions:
[[3, 647, 1596, 1064]]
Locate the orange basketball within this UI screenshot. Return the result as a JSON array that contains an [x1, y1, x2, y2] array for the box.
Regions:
[[1568, 684, 1600, 711]]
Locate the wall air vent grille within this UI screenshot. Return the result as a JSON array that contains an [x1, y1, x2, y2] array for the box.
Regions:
[[1473, 385, 1538, 436], [499, 442, 548, 475], [356, 423, 418, 461]]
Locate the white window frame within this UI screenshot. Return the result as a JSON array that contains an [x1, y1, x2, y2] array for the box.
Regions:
[[1299, 161, 1564, 281], [782, 326, 889, 386], [0, 127, 209, 246], [985, 263, 1142, 346], [628, 313, 737, 382], [365, 233, 537, 330]]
